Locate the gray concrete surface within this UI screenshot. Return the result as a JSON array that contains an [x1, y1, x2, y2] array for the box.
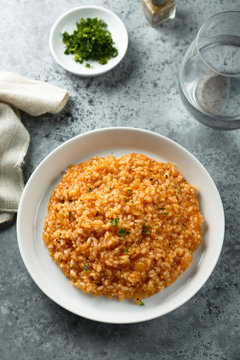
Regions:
[[1, 0, 240, 359]]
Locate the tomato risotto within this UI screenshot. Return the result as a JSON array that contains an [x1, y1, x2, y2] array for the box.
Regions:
[[43, 153, 203, 304]]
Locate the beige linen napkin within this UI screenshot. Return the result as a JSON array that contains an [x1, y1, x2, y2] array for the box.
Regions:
[[0, 71, 68, 226]]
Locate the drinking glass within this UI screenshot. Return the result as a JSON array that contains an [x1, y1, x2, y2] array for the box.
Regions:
[[179, 11, 240, 129]]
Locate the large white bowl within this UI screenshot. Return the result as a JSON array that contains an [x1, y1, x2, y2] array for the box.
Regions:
[[17, 128, 225, 323], [49, 6, 128, 76]]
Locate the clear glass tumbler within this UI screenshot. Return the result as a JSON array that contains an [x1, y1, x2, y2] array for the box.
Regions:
[[179, 11, 240, 129]]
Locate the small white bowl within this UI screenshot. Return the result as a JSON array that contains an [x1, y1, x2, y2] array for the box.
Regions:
[[49, 6, 128, 76]]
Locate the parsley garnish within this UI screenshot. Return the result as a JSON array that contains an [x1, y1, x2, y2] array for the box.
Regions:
[[127, 189, 132, 196], [110, 218, 120, 227], [137, 297, 145, 306], [142, 225, 150, 234], [124, 247, 129, 253], [83, 264, 90, 271], [163, 212, 168, 215], [119, 228, 130, 237], [62, 17, 118, 66], [159, 207, 165, 210], [88, 187, 92, 192]]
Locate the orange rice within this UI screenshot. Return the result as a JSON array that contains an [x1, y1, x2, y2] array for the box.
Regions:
[[43, 153, 203, 304]]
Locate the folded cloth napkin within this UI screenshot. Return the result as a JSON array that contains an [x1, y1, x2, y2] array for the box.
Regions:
[[0, 71, 68, 226]]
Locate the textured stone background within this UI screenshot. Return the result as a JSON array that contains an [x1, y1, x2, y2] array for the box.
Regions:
[[1, 0, 240, 359]]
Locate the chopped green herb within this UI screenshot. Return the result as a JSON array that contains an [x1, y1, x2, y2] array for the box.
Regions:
[[109, 187, 112, 191], [119, 228, 130, 237], [124, 247, 129, 253], [156, 238, 159, 241], [127, 189, 132, 196], [110, 218, 120, 227], [62, 17, 118, 66], [85, 63, 92, 68], [159, 207, 165, 210], [137, 298, 145, 306], [83, 264, 90, 271], [142, 225, 150, 234], [88, 187, 92, 192], [163, 212, 168, 215]]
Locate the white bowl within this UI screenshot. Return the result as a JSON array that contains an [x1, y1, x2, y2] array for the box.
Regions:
[[17, 128, 225, 324], [49, 6, 128, 76]]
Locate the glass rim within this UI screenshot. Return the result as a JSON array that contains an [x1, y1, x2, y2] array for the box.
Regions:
[[196, 10, 240, 77]]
